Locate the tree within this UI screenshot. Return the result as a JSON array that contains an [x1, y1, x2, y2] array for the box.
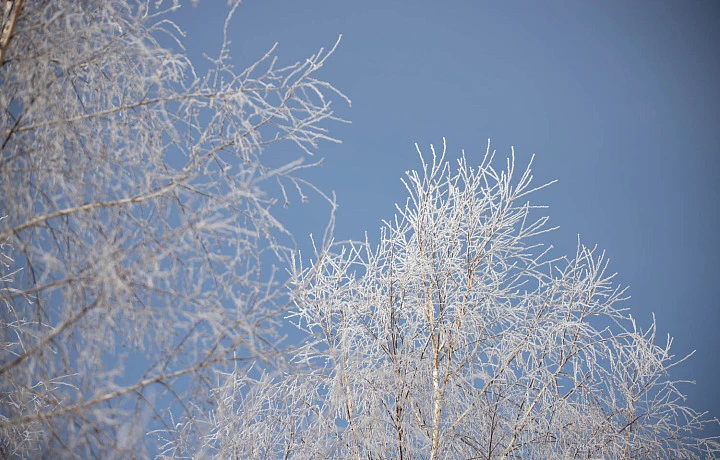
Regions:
[[0, 1, 348, 456], [188, 140, 719, 459]]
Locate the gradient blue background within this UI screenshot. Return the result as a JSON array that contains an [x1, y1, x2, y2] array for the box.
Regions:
[[174, 0, 719, 434]]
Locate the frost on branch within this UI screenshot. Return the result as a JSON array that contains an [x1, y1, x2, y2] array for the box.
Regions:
[[198, 140, 718, 459], [0, 1, 348, 456]]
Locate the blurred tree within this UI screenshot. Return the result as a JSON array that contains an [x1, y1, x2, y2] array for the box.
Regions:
[[0, 0, 347, 456]]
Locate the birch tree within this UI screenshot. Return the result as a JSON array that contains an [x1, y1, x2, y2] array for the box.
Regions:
[[194, 140, 719, 459], [0, 0, 348, 457]]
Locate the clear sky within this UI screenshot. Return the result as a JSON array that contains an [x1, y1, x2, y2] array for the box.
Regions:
[[173, 0, 720, 433]]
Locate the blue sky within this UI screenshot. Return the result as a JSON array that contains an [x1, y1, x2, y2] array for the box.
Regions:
[[173, 0, 719, 431]]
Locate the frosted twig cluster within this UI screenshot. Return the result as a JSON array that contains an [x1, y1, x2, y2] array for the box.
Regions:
[[0, 1, 347, 456], [190, 140, 719, 459]]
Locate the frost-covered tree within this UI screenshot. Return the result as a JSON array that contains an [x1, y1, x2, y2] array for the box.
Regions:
[[0, 0, 347, 456], [193, 140, 719, 459]]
